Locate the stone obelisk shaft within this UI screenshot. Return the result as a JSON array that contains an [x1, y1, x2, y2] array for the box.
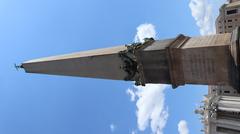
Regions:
[[21, 31, 240, 90], [22, 46, 128, 80]]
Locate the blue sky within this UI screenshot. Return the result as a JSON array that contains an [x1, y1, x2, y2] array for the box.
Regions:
[[0, 0, 226, 134]]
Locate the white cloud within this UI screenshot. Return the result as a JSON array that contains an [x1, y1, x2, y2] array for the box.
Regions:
[[110, 124, 116, 132], [189, 0, 215, 35], [126, 88, 136, 102], [189, 0, 226, 35], [178, 120, 189, 134], [128, 84, 169, 134], [134, 23, 156, 43], [131, 130, 137, 134]]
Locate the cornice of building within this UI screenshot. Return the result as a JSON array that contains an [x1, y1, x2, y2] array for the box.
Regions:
[[226, 1, 240, 8], [229, 0, 240, 3]]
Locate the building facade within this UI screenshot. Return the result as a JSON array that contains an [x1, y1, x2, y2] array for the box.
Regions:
[[216, 0, 240, 33], [196, 95, 240, 134], [197, 0, 240, 133]]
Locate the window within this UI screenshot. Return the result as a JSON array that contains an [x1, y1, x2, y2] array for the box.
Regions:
[[228, 19, 232, 22], [217, 127, 240, 133], [227, 9, 237, 15], [235, 19, 238, 21], [224, 90, 230, 93], [228, 26, 233, 28]]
